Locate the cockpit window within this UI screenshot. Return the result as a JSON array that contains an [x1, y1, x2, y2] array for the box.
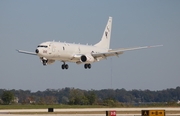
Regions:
[[37, 45, 48, 48]]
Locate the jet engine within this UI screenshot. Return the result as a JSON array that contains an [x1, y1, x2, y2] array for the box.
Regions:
[[80, 54, 95, 63]]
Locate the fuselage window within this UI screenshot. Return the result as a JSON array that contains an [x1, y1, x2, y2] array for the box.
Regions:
[[63, 47, 65, 50]]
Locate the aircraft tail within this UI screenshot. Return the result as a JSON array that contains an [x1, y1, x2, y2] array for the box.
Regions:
[[94, 17, 112, 49]]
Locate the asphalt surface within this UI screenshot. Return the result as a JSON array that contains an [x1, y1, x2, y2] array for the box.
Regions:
[[0, 108, 180, 116]]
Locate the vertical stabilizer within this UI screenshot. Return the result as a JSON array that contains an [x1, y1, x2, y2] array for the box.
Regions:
[[94, 17, 112, 49]]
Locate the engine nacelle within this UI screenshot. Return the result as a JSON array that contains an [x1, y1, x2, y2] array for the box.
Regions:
[[80, 54, 95, 63]]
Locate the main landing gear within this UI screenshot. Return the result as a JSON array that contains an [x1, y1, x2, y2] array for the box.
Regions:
[[84, 64, 91, 69], [61, 63, 91, 70], [61, 62, 69, 70]]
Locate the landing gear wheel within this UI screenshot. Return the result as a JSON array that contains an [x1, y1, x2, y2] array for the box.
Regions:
[[61, 64, 65, 69], [84, 64, 88, 69], [42, 60, 47, 66], [61, 63, 69, 70], [84, 64, 91, 69], [87, 64, 91, 69], [65, 64, 69, 69]]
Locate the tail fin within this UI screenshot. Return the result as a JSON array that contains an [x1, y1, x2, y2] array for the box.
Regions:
[[94, 17, 112, 49]]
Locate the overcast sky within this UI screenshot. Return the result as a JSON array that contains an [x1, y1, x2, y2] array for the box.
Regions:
[[0, 1, 180, 92]]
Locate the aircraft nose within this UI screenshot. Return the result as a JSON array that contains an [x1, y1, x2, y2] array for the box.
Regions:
[[35, 49, 39, 54]]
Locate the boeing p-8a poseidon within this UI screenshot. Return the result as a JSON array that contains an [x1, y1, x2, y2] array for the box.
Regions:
[[17, 17, 162, 70]]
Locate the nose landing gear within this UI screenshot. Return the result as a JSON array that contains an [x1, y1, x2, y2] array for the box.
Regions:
[[42, 60, 48, 66], [40, 57, 48, 66]]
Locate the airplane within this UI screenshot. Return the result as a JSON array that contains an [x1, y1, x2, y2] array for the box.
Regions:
[[17, 17, 162, 70]]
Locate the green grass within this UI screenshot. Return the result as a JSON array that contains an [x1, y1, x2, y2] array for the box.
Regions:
[[0, 104, 180, 109], [0, 104, 109, 109]]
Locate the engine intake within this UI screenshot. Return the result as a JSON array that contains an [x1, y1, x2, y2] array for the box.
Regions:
[[80, 54, 95, 63], [81, 55, 87, 62]]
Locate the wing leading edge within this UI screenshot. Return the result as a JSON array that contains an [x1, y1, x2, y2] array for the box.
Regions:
[[92, 45, 163, 59], [16, 50, 37, 55]]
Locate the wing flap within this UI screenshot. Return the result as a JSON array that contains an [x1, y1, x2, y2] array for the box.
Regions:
[[92, 45, 163, 59], [109, 45, 163, 52], [92, 51, 123, 58]]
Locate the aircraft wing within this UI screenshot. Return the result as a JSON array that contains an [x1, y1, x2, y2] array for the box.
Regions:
[[92, 45, 163, 59], [16, 50, 37, 55]]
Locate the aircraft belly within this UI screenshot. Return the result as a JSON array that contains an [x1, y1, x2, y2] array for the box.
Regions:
[[49, 53, 78, 63]]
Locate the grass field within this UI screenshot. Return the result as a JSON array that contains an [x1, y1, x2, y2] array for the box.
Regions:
[[0, 104, 180, 109], [0, 104, 109, 109]]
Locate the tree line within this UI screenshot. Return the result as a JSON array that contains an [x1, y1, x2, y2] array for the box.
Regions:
[[0, 87, 180, 106]]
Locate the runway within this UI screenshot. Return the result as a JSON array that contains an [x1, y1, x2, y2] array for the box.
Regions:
[[0, 107, 180, 116]]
